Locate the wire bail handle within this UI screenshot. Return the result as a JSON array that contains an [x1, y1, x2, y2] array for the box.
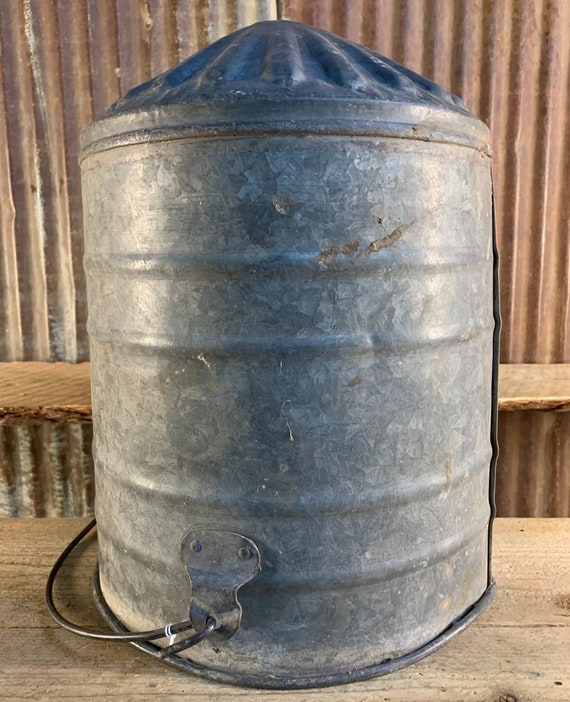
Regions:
[[46, 519, 261, 659]]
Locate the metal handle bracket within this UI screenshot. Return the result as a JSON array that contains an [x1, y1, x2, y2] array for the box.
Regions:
[[181, 529, 261, 640]]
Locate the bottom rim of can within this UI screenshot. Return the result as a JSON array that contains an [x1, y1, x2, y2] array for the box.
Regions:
[[92, 567, 496, 690]]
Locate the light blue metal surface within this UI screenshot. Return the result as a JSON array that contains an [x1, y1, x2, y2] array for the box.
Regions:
[[81, 20, 497, 687]]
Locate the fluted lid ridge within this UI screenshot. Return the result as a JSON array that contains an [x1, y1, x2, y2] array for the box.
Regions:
[[109, 20, 469, 115], [81, 20, 490, 156]]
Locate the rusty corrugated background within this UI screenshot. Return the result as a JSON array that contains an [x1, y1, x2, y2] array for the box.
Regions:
[[0, 0, 568, 516], [0, 423, 94, 517], [497, 411, 570, 517]]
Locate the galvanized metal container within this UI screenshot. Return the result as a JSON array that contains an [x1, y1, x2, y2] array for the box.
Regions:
[[80, 20, 499, 689]]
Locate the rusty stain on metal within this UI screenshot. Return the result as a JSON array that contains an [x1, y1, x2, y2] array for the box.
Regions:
[[360, 224, 407, 255], [317, 240, 360, 266], [346, 377, 362, 388]]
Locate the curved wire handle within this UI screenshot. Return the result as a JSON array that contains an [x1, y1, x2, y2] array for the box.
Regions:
[[45, 518, 216, 656]]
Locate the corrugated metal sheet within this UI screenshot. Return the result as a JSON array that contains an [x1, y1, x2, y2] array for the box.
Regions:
[[0, 423, 93, 517], [1, 1, 568, 517], [497, 411, 570, 517]]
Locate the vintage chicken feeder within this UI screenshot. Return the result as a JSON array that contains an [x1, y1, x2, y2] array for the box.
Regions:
[[49, 20, 500, 689]]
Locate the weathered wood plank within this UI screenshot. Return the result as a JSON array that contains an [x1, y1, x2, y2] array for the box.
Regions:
[[499, 363, 570, 411], [0, 362, 91, 424], [1, 363, 570, 424], [0, 518, 568, 701]]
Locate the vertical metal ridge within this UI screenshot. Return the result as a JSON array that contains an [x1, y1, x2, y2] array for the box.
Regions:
[[524, 1, 566, 363], [420, 1, 436, 81], [344, 0, 374, 47], [40, 423, 66, 516], [0, 428, 16, 516], [372, 0, 396, 57], [559, 65, 570, 360], [548, 414, 563, 517], [176, 0, 207, 59], [56, 0, 93, 362], [519, 411, 551, 517], [424, 0, 455, 90], [456, 0, 484, 116], [0, 423, 94, 518], [87, 0, 121, 117], [0, 32, 23, 361], [237, 0, 277, 27], [24, 0, 78, 362], [342, 0, 370, 48], [480, 0, 513, 355], [505, 0, 544, 363], [496, 412, 519, 516], [210, 0, 238, 40], [147, 0, 180, 76], [1, 1, 50, 360], [400, 0, 425, 75], [552, 414, 570, 516], [389, 1, 405, 66], [491, 0, 517, 362], [11, 426, 36, 517], [116, 1, 153, 95], [533, 1, 570, 362], [175, 1, 274, 68], [497, 412, 570, 518], [279, 0, 312, 25], [80, 423, 95, 516], [66, 422, 95, 517]]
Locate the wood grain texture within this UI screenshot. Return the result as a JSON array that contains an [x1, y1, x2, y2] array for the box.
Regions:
[[0, 362, 91, 424], [499, 364, 570, 411], [0, 518, 568, 701], [2, 363, 569, 421]]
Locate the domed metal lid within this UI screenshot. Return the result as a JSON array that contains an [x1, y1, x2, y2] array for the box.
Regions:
[[81, 20, 489, 156]]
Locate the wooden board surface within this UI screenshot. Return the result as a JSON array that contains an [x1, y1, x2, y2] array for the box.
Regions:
[[0, 362, 91, 423], [0, 518, 568, 701], [1, 363, 570, 424], [499, 364, 570, 411]]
